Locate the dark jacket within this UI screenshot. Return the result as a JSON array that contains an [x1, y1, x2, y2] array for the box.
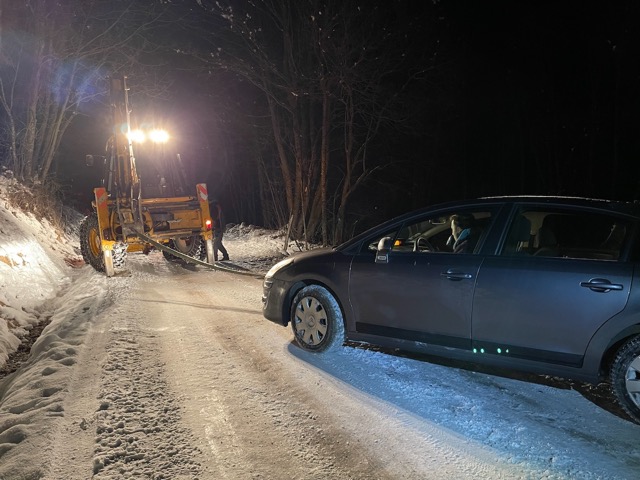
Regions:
[[211, 202, 225, 236], [453, 228, 478, 253]]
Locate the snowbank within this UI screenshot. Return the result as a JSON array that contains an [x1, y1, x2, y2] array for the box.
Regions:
[[0, 176, 81, 366]]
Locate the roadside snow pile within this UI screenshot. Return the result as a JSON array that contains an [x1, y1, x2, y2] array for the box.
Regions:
[[0, 176, 81, 367], [224, 222, 320, 273]]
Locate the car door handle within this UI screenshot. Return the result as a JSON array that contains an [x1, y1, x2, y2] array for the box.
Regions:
[[441, 269, 473, 281], [580, 278, 624, 292]]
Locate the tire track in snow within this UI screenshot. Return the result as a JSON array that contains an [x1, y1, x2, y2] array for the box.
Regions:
[[145, 271, 530, 480], [91, 298, 206, 479], [132, 271, 395, 479]]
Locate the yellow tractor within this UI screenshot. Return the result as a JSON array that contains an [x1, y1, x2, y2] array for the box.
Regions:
[[80, 75, 215, 276]]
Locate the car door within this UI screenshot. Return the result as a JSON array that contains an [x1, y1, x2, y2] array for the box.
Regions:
[[472, 205, 634, 367], [348, 206, 500, 349]]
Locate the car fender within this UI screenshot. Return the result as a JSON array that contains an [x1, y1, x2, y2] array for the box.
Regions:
[[279, 250, 352, 327], [583, 270, 640, 379]]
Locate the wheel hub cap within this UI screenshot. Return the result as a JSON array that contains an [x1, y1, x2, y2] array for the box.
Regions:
[[294, 296, 327, 346], [626, 355, 640, 408]]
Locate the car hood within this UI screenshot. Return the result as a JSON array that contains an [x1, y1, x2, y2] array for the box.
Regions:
[[265, 247, 338, 279], [290, 247, 336, 262]]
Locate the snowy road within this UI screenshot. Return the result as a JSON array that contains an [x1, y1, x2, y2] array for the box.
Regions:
[[2, 252, 640, 479]]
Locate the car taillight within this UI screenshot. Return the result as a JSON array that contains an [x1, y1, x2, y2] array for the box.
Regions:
[[205, 219, 212, 230]]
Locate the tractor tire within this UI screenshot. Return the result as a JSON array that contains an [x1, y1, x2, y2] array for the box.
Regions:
[[112, 241, 128, 269], [80, 213, 127, 272], [80, 213, 105, 272], [163, 235, 204, 262]]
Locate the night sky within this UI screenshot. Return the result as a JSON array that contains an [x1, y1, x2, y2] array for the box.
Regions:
[[57, 1, 640, 231], [446, 1, 640, 200]]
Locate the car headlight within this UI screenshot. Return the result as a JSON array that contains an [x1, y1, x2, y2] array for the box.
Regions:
[[265, 257, 294, 279]]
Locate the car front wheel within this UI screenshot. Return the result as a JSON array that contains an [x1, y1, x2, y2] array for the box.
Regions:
[[610, 336, 640, 424], [290, 285, 345, 353]]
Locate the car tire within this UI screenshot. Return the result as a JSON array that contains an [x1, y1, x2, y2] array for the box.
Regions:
[[290, 285, 345, 353], [610, 335, 640, 424]]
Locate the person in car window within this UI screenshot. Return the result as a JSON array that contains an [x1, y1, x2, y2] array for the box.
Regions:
[[449, 213, 477, 253]]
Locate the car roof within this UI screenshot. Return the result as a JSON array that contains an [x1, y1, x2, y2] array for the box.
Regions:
[[338, 195, 640, 250], [479, 195, 639, 211]]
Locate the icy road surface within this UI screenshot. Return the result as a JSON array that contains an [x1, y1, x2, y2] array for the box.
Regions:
[[1, 252, 640, 479]]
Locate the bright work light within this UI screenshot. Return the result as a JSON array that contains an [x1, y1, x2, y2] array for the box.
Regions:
[[128, 129, 146, 143], [127, 128, 170, 144], [149, 129, 170, 143]]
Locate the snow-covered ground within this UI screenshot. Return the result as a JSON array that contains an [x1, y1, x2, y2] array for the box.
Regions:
[[0, 175, 287, 367], [1, 174, 640, 479]]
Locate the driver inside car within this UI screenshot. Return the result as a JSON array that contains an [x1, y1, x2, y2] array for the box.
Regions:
[[448, 213, 478, 253]]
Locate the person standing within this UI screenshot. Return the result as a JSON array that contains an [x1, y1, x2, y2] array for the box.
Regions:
[[210, 199, 229, 261]]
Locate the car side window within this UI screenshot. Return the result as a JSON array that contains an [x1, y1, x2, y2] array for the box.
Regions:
[[391, 210, 494, 255], [501, 208, 632, 260]]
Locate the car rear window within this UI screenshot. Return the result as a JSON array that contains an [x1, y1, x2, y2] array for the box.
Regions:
[[502, 208, 632, 261]]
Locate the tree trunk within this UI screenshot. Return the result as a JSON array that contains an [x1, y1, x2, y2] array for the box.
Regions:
[[22, 41, 45, 181], [320, 85, 330, 246], [266, 92, 294, 214]]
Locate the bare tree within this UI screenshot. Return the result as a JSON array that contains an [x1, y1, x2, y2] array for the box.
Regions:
[[188, 0, 435, 245], [0, 0, 169, 184]]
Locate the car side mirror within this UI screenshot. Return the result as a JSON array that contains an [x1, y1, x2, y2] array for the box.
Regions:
[[375, 236, 393, 264]]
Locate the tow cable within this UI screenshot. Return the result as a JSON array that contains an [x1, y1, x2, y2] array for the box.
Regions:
[[135, 231, 263, 278]]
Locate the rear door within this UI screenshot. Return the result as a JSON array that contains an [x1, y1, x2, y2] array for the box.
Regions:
[[472, 204, 634, 367]]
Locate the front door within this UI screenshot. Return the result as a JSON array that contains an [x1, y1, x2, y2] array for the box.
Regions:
[[348, 207, 498, 349]]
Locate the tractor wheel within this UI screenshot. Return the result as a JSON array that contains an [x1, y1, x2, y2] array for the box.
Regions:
[[163, 235, 204, 262], [112, 242, 128, 269], [80, 213, 105, 272], [198, 240, 209, 261], [80, 214, 127, 272]]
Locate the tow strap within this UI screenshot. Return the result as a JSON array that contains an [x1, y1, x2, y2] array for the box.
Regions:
[[135, 231, 262, 278]]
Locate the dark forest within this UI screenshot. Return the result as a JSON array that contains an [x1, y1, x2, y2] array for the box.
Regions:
[[2, 1, 640, 243]]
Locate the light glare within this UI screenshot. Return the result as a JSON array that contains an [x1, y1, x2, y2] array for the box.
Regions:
[[150, 129, 170, 143], [128, 129, 146, 143]]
